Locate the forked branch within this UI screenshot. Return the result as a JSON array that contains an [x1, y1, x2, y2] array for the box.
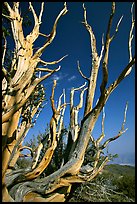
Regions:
[[70, 82, 87, 143], [100, 2, 116, 93], [26, 2, 44, 43], [33, 2, 68, 59], [82, 3, 102, 115]]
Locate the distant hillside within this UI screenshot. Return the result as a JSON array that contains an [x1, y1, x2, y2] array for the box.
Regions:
[[108, 152, 135, 166], [104, 164, 135, 176]]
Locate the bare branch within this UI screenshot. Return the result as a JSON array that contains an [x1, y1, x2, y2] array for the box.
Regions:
[[19, 146, 33, 153], [77, 61, 90, 81], [3, 2, 25, 54], [100, 2, 116, 93], [8, 91, 45, 169], [35, 66, 61, 84], [19, 145, 33, 158], [2, 33, 7, 66], [13, 2, 19, 12], [39, 2, 44, 23], [19, 153, 32, 157], [56, 89, 67, 140], [82, 3, 88, 24], [33, 2, 68, 59], [96, 107, 105, 146], [90, 156, 109, 180], [35, 67, 54, 72], [39, 32, 50, 38], [29, 2, 38, 23], [70, 82, 87, 109], [73, 82, 87, 92], [25, 2, 41, 43], [69, 82, 87, 144], [57, 93, 64, 112], [110, 15, 123, 41], [93, 150, 102, 169], [2, 13, 14, 20], [25, 81, 60, 179], [99, 33, 104, 62], [79, 156, 109, 181], [31, 143, 43, 169], [122, 101, 128, 130], [63, 89, 66, 104], [101, 107, 105, 136], [107, 56, 135, 94], [101, 102, 128, 149], [76, 87, 88, 110], [90, 134, 95, 144], [82, 4, 101, 115], [2, 65, 61, 123], [128, 3, 135, 63], [3, 2, 12, 13], [2, 2, 135, 201], [82, 4, 99, 66], [39, 54, 68, 66], [51, 80, 57, 113]]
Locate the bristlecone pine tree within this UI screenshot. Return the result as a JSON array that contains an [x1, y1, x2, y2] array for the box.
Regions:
[[2, 2, 135, 202]]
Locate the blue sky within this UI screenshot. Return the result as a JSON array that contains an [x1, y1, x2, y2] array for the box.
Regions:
[[19, 2, 135, 156]]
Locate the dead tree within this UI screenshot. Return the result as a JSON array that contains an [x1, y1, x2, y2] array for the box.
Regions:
[[2, 2, 135, 202]]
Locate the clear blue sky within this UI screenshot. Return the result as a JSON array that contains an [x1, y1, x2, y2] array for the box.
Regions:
[[19, 2, 135, 156]]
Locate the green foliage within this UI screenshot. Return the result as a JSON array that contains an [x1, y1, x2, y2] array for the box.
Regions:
[[113, 174, 135, 199], [17, 158, 32, 169], [2, 26, 10, 37]]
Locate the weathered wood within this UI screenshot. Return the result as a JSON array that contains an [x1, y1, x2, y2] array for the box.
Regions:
[[2, 2, 135, 202], [2, 2, 68, 201]]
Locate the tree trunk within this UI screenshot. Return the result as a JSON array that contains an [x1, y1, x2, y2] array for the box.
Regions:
[[2, 2, 135, 202]]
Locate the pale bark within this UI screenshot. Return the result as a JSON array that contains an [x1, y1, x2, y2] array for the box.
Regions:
[[2, 2, 135, 202], [2, 2, 68, 201]]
